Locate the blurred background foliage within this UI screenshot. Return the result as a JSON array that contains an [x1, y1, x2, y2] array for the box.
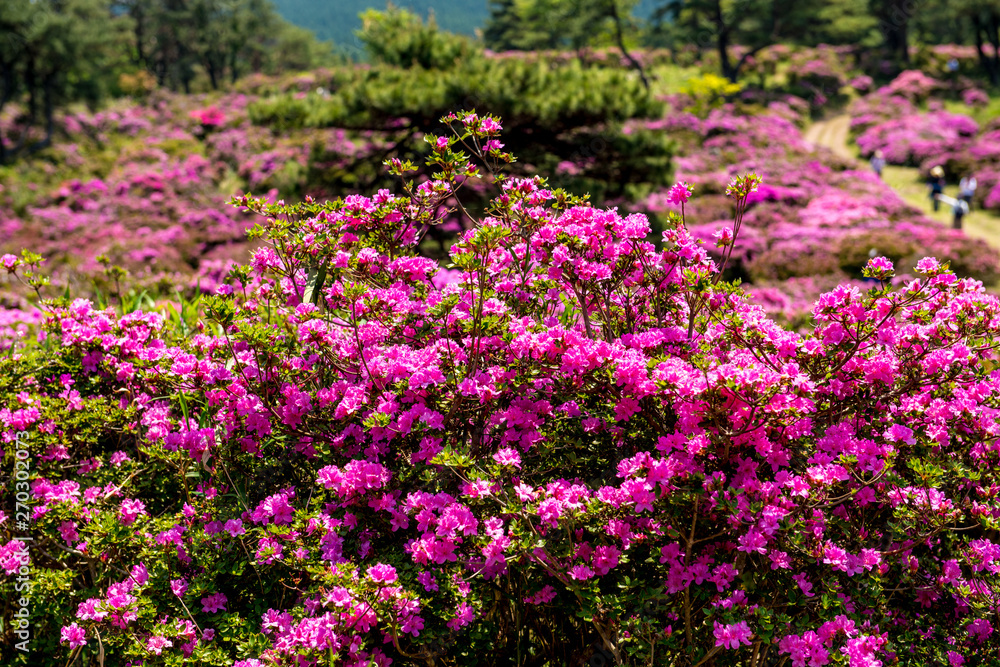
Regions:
[[5, 0, 1000, 308], [7, 0, 1000, 162], [0, 0, 336, 160]]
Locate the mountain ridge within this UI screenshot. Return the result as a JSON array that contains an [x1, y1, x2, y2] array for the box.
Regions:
[[271, 0, 660, 54], [270, 0, 489, 52]]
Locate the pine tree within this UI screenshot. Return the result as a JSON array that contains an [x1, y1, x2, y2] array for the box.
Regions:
[[0, 0, 131, 162]]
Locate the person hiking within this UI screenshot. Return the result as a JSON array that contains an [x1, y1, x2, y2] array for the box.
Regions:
[[939, 194, 969, 229], [952, 197, 969, 229], [947, 58, 960, 98], [960, 174, 977, 209], [929, 166, 945, 211], [870, 150, 886, 178]]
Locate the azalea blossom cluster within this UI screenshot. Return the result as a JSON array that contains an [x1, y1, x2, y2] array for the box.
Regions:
[[5, 112, 1000, 667]]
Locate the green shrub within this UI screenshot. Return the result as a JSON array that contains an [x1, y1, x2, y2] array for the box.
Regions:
[[837, 230, 916, 278], [357, 6, 479, 70]]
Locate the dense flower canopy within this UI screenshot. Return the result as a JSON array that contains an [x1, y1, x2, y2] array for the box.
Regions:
[[4, 111, 1000, 667]]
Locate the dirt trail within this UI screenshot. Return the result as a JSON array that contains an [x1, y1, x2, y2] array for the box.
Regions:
[[803, 114, 854, 161]]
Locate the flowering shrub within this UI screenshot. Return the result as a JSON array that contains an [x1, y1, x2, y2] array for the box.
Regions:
[[5, 112, 1000, 667], [785, 56, 849, 112], [848, 76, 874, 94], [856, 111, 978, 167], [880, 70, 940, 103], [848, 73, 1000, 214], [0, 93, 274, 292], [629, 100, 999, 323], [911, 45, 980, 75], [1, 52, 674, 298], [962, 88, 990, 109]]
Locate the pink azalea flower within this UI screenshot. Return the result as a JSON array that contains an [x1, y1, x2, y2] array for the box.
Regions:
[[201, 592, 228, 613], [666, 181, 693, 206], [714, 620, 753, 649], [492, 447, 521, 468], [366, 563, 398, 584], [170, 578, 188, 597], [147, 635, 173, 654], [118, 499, 147, 526], [60, 623, 87, 648]]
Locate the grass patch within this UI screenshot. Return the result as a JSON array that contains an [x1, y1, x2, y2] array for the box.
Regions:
[[942, 96, 1000, 125], [648, 63, 704, 97]]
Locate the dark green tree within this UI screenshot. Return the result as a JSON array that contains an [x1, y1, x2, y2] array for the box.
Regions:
[[869, 0, 917, 65], [946, 1, 1000, 84], [657, 0, 808, 81], [482, 0, 649, 88], [267, 22, 339, 75], [809, 0, 879, 46], [356, 5, 478, 70], [114, 0, 332, 92], [0, 0, 131, 162], [649, 0, 878, 58], [482, 0, 520, 51]]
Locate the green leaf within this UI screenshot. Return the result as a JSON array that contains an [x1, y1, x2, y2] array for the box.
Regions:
[[303, 260, 329, 306]]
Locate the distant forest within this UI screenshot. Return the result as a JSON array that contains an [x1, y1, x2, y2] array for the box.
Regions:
[[269, 0, 488, 49], [269, 0, 661, 50], [5, 0, 1000, 163]]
